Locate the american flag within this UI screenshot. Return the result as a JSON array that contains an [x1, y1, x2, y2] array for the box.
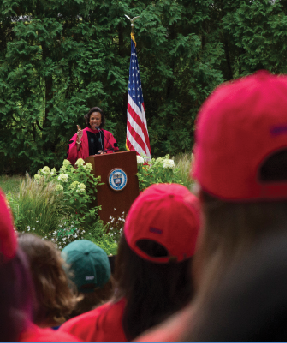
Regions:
[[127, 38, 151, 160]]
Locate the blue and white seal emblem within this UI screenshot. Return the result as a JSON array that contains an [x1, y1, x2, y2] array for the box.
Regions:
[[109, 169, 128, 191]]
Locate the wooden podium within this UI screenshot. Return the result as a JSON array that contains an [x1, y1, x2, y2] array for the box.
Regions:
[[85, 151, 139, 223]]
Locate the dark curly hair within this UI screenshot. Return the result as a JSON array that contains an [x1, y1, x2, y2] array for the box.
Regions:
[[84, 107, 105, 128]]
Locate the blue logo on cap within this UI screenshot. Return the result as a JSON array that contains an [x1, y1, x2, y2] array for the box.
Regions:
[[109, 169, 128, 191], [150, 227, 163, 234]]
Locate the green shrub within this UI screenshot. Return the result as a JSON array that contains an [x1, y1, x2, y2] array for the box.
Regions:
[[7, 154, 192, 256], [34, 158, 103, 231], [137, 154, 188, 191], [9, 159, 124, 256], [8, 175, 63, 235]]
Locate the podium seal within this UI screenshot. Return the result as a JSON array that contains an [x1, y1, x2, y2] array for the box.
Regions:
[[109, 169, 128, 191]]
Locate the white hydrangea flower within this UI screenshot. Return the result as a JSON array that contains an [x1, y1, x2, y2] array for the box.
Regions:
[[137, 155, 145, 164], [85, 163, 92, 171], [58, 174, 68, 182], [69, 181, 80, 190], [34, 174, 40, 180], [156, 157, 164, 163], [75, 158, 85, 166], [77, 183, 86, 193], [50, 168, 57, 175], [62, 159, 71, 168], [55, 184, 63, 192], [42, 166, 50, 174], [163, 159, 175, 169]]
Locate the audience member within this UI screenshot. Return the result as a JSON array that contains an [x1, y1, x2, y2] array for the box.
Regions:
[[191, 70, 287, 297], [184, 230, 287, 341], [18, 233, 79, 328], [62, 240, 113, 318], [135, 70, 287, 342], [60, 183, 200, 341], [0, 189, 80, 342]]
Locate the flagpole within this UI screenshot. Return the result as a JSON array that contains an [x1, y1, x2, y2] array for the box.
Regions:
[[124, 15, 140, 45], [125, 14, 151, 160]]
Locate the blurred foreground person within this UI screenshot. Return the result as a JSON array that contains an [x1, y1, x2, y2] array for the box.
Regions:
[[60, 183, 200, 341], [0, 189, 80, 342], [184, 231, 287, 341], [191, 70, 287, 297], [18, 234, 79, 328], [136, 71, 287, 341], [62, 240, 113, 318]]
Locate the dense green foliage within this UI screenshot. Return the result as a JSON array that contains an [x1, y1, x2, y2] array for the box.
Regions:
[[137, 154, 188, 191], [1, 0, 287, 173], [7, 160, 121, 255]]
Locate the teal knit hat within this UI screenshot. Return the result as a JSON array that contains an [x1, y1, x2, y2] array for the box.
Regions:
[[62, 240, 110, 293]]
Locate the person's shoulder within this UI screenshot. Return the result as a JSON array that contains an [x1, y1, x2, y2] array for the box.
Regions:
[[60, 299, 126, 341], [20, 324, 80, 342], [103, 129, 113, 136], [61, 302, 109, 328], [60, 301, 112, 336]]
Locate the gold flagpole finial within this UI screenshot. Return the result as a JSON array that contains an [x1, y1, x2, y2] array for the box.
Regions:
[[125, 15, 140, 46]]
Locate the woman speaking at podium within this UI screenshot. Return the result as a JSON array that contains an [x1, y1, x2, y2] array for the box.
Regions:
[[67, 107, 119, 165]]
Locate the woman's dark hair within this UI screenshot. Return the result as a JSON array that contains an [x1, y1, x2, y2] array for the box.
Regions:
[[84, 107, 105, 128], [67, 278, 114, 319], [0, 248, 33, 341], [114, 235, 193, 341]]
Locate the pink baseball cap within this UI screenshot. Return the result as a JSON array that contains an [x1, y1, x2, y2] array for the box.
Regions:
[[192, 70, 287, 200], [0, 189, 17, 259], [124, 183, 200, 263]]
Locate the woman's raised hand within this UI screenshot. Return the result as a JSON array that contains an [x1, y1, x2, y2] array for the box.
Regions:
[[77, 125, 83, 140]]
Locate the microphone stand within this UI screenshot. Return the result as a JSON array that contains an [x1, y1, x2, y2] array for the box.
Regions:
[[97, 127, 115, 153]]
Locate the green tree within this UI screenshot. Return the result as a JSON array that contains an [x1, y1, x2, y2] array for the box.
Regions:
[[2, 0, 286, 174]]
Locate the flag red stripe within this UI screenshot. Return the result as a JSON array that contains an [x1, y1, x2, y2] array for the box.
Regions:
[[127, 120, 146, 153], [128, 103, 151, 152]]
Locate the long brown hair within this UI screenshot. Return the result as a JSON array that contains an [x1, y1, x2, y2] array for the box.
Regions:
[[18, 234, 79, 325]]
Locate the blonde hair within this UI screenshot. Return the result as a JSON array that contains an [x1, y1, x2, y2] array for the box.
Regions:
[[18, 234, 79, 325]]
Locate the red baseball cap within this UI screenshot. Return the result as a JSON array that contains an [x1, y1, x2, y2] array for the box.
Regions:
[[192, 70, 287, 200], [124, 183, 200, 263], [0, 189, 17, 259]]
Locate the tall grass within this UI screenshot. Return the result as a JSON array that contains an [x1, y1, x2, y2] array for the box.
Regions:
[[8, 175, 64, 235], [0, 174, 24, 195], [174, 152, 193, 188]]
